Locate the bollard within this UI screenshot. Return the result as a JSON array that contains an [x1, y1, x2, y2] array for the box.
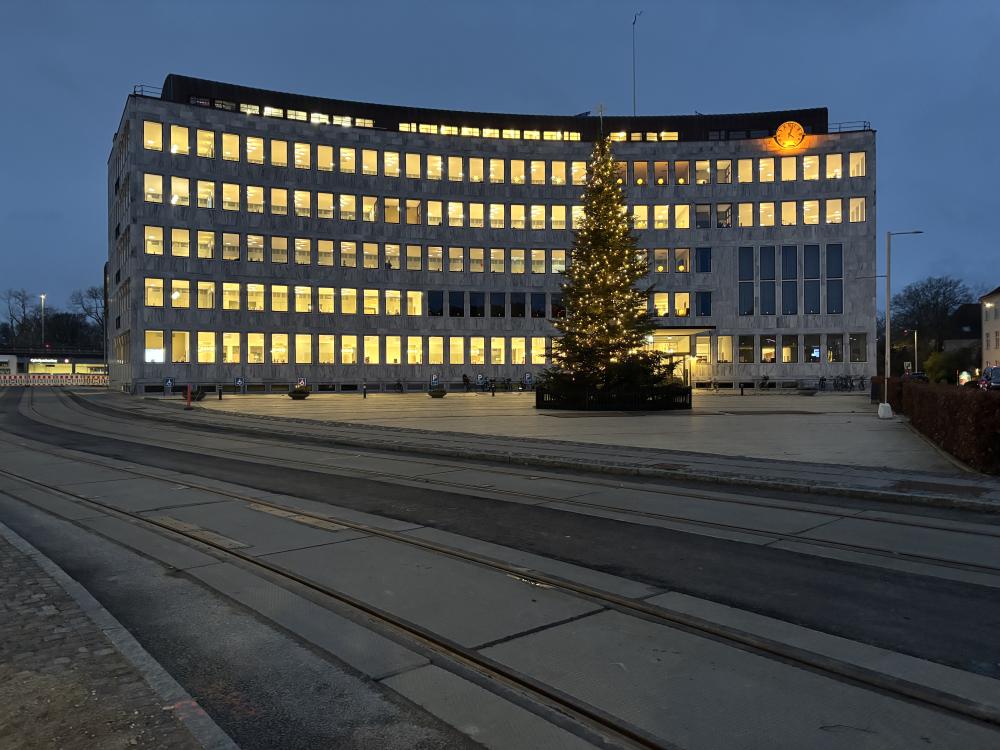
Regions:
[[184, 385, 193, 410], [218, 385, 223, 400], [740, 384, 744, 396]]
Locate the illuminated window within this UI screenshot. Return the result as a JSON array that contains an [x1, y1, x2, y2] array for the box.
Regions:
[[144, 173, 162, 203], [530, 160, 545, 185], [144, 330, 164, 363], [317, 145, 333, 171], [170, 279, 189, 308], [511, 160, 525, 185], [489, 337, 505, 365], [263, 106, 283, 118], [246, 284, 264, 311], [171, 331, 189, 363], [448, 201, 464, 227], [614, 161, 627, 184], [652, 248, 668, 273], [384, 151, 400, 177], [531, 204, 545, 230], [247, 333, 265, 364], [222, 332, 241, 364], [144, 278, 163, 307], [341, 335, 358, 364], [803, 155, 819, 180], [695, 160, 711, 185], [468, 337, 484, 365], [246, 137, 264, 164], [427, 155, 442, 180], [826, 153, 842, 179], [386, 243, 401, 269], [849, 197, 866, 222], [222, 183, 239, 211], [717, 203, 732, 228], [197, 331, 216, 363], [426, 200, 442, 226], [629, 161, 646, 186], [737, 159, 753, 183], [294, 334, 311, 365], [449, 246, 464, 272], [675, 161, 690, 185], [340, 194, 356, 220], [674, 292, 690, 318], [674, 204, 690, 229], [294, 238, 310, 265], [531, 337, 547, 365], [530, 249, 545, 274], [407, 244, 422, 271], [802, 200, 819, 225], [448, 156, 464, 181], [383, 335, 401, 365], [465, 202, 483, 229], [428, 337, 444, 365], [383, 197, 400, 224], [363, 242, 379, 269], [143, 121, 162, 151], [633, 205, 648, 230], [340, 147, 355, 173], [405, 199, 422, 225], [318, 287, 335, 313], [550, 205, 566, 230], [362, 289, 378, 315], [196, 180, 214, 208], [825, 198, 842, 224], [449, 337, 464, 365], [270, 187, 287, 215], [407, 291, 423, 315], [247, 185, 264, 213], [364, 335, 379, 364], [318, 240, 333, 266], [511, 204, 526, 229], [271, 236, 288, 264], [169, 125, 189, 155], [781, 201, 796, 226], [758, 158, 774, 182], [502, 128, 520, 139], [144, 226, 163, 255], [405, 153, 421, 179], [318, 192, 334, 219], [405, 336, 422, 365], [490, 248, 505, 273], [340, 241, 357, 268], [849, 152, 866, 177], [294, 142, 310, 169], [675, 248, 690, 273], [571, 206, 584, 229], [652, 292, 668, 316], [469, 248, 485, 273], [780, 156, 796, 182], [340, 288, 357, 314], [362, 196, 378, 222], [197, 281, 215, 309], [271, 139, 287, 167], [490, 203, 505, 229], [652, 161, 668, 185], [716, 160, 732, 184], [385, 289, 401, 316], [759, 202, 775, 227], [508, 248, 525, 274], [222, 282, 240, 310], [171, 228, 190, 257], [489, 158, 505, 183], [270, 334, 288, 365], [362, 149, 377, 175], [738, 203, 753, 227], [196, 130, 214, 158], [245, 235, 262, 262], [318, 335, 335, 364], [222, 133, 239, 161], [511, 337, 526, 365], [270, 284, 288, 312]]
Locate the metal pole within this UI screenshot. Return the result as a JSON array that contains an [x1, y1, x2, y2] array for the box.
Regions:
[[632, 12, 642, 117], [914, 329, 918, 372], [884, 231, 891, 406], [40, 294, 45, 348]]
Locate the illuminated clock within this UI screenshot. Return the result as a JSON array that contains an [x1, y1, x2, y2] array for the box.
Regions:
[[774, 120, 805, 148]]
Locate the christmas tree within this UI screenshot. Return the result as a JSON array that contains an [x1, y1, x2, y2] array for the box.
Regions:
[[545, 136, 671, 395]]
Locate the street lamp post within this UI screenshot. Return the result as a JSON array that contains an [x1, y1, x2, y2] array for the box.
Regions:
[[39, 293, 46, 348], [879, 231, 923, 419]]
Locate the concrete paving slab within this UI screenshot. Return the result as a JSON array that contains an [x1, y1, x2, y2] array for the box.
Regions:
[[412, 468, 599, 501], [80, 515, 218, 570], [644, 591, 1000, 716], [798, 517, 1000, 569], [148, 500, 367, 556], [401, 526, 660, 599], [481, 610, 1000, 750], [58, 477, 229, 513], [264, 536, 601, 648], [242, 492, 425, 532], [383, 664, 597, 750], [189, 562, 427, 680], [11, 459, 131, 486], [0, 482, 106, 521]]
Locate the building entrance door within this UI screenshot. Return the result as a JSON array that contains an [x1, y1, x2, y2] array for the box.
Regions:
[[646, 332, 692, 385]]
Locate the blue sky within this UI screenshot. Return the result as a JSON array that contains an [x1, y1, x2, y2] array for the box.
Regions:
[[1, 0, 997, 308]]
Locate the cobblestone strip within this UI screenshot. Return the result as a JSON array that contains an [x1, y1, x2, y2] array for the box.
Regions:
[[0, 520, 237, 750]]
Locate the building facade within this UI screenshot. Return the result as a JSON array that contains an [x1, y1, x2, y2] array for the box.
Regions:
[[982, 286, 1000, 371], [107, 74, 876, 394]]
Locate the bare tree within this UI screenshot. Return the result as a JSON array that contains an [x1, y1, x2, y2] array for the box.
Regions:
[[891, 276, 973, 352], [1, 288, 36, 346], [69, 286, 105, 331]]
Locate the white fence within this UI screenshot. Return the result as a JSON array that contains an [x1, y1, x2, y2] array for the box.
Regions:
[[0, 374, 109, 387]]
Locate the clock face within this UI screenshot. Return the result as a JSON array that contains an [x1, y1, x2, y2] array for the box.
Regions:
[[774, 120, 805, 148]]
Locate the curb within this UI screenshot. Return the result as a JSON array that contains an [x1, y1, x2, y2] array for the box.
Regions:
[[0, 520, 239, 750]]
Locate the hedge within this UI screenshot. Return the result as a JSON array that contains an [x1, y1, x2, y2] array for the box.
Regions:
[[873, 377, 1000, 474]]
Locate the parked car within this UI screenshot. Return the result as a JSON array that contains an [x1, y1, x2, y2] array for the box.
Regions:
[[978, 367, 995, 390], [903, 371, 929, 383], [986, 370, 1000, 392]]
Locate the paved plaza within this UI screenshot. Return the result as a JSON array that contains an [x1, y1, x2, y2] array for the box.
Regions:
[[195, 391, 957, 473]]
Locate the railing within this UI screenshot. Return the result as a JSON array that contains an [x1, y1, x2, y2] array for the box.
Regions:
[[829, 120, 872, 133], [133, 84, 162, 98]]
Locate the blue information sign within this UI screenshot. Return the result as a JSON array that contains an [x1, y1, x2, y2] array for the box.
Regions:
[[235, 377, 245, 388], [164, 377, 174, 389]]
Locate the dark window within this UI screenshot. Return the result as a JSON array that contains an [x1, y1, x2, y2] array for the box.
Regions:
[[828, 334, 844, 362], [738, 282, 754, 315], [695, 247, 712, 273], [805, 280, 820, 314], [738, 246, 754, 281], [469, 292, 485, 318], [827, 280, 844, 314], [760, 281, 776, 315], [826, 244, 843, 278], [849, 333, 867, 362], [530, 293, 546, 318], [551, 293, 566, 318], [695, 291, 712, 316], [738, 335, 755, 363], [804, 245, 820, 279], [781, 281, 798, 315], [760, 246, 775, 280], [428, 290, 444, 317], [804, 334, 821, 363], [490, 292, 505, 317], [511, 292, 526, 318], [448, 290, 464, 317], [781, 245, 797, 279], [695, 204, 711, 229]]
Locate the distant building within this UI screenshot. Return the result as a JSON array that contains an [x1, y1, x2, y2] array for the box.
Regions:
[[106, 74, 877, 394], [982, 286, 1000, 371], [942, 302, 982, 356]]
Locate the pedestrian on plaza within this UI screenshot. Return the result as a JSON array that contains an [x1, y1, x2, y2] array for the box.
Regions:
[[490, 379, 496, 396], [462, 373, 471, 392], [711, 377, 719, 393], [362, 382, 367, 399]]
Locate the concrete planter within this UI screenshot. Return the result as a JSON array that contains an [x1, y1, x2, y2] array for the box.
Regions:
[[428, 389, 447, 398]]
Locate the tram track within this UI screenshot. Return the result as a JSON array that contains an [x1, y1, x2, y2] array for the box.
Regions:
[[3, 390, 1000, 734]]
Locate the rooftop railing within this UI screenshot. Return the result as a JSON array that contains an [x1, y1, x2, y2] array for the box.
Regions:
[[133, 84, 162, 98], [829, 120, 872, 132]]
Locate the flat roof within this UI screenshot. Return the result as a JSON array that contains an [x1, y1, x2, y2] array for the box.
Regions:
[[159, 74, 829, 142]]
